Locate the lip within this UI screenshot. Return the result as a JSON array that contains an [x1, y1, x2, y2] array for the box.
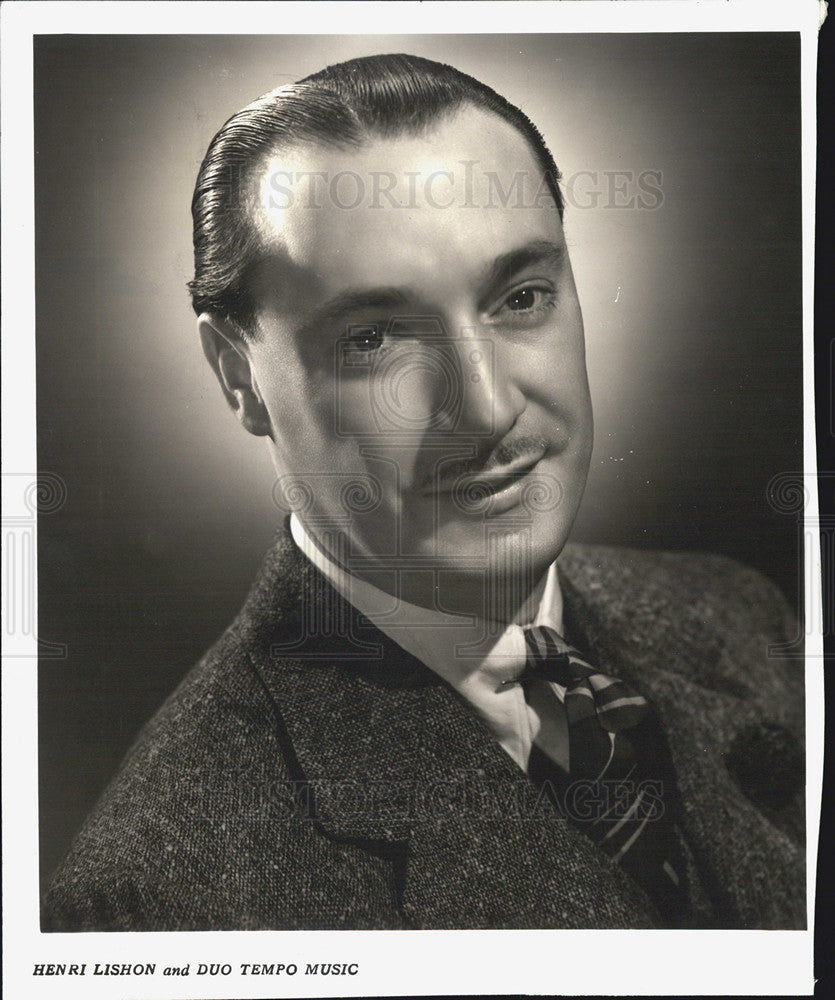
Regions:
[[426, 446, 549, 516]]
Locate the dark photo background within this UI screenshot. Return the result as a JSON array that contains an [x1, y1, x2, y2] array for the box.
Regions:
[[36, 33, 803, 892]]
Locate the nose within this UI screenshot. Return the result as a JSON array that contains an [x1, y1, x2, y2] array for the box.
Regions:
[[448, 328, 523, 439]]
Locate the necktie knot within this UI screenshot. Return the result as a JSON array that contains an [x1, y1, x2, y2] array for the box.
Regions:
[[522, 625, 591, 686], [520, 625, 649, 733]]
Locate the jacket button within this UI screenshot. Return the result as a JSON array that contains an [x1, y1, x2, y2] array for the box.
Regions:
[[725, 722, 803, 809]]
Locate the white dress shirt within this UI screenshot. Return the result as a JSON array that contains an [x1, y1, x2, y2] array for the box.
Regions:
[[290, 515, 569, 773]]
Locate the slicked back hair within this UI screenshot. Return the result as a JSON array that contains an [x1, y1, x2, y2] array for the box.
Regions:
[[188, 53, 564, 333]]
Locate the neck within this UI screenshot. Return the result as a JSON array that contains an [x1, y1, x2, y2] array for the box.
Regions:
[[370, 567, 549, 624]]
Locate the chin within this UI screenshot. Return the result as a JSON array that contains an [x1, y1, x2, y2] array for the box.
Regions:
[[405, 510, 570, 574]]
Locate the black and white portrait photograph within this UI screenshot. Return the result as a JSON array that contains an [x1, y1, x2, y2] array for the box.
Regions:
[[1, 2, 823, 997]]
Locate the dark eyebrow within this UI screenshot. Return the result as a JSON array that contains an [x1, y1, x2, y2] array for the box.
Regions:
[[296, 287, 411, 338], [478, 238, 566, 304]]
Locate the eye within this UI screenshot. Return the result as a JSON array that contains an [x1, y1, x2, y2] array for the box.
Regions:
[[507, 287, 537, 311], [347, 324, 383, 351], [498, 284, 557, 319]]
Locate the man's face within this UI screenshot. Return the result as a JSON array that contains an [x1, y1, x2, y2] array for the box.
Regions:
[[243, 105, 593, 611]]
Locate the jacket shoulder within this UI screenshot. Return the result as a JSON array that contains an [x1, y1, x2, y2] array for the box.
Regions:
[[559, 542, 798, 638], [558, 542, 803, 724], [41, 626, 294, 931]]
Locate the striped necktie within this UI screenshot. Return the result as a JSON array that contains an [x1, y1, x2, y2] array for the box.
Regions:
[[518, 625, 687, 923]]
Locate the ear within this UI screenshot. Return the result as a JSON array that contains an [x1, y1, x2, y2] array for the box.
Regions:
[[198, 313, 273, 438]]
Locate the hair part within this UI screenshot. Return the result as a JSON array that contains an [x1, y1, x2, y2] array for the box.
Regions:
[[188, 53, 564, 334]]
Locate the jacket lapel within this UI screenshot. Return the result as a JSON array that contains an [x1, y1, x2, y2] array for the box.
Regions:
[[243, 526, 659, 929]]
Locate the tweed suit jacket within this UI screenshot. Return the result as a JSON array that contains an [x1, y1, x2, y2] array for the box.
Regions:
[[42, 523, 806, 931]]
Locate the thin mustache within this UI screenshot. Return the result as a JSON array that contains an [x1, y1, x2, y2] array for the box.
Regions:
[[415, 434, 550, 492]]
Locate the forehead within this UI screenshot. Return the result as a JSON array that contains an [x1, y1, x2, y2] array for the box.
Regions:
[[249, 106, 563, 305]]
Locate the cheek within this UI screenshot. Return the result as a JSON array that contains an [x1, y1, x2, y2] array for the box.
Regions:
[[325, 354, 453, 489], [258, 349, 336, 446], [535, 311, 590, 413], [336, 342, 461, 434], [260, 367, 422, 515]]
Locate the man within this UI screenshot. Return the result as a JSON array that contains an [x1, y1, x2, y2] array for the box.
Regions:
[[43, 53, 805, 931]]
